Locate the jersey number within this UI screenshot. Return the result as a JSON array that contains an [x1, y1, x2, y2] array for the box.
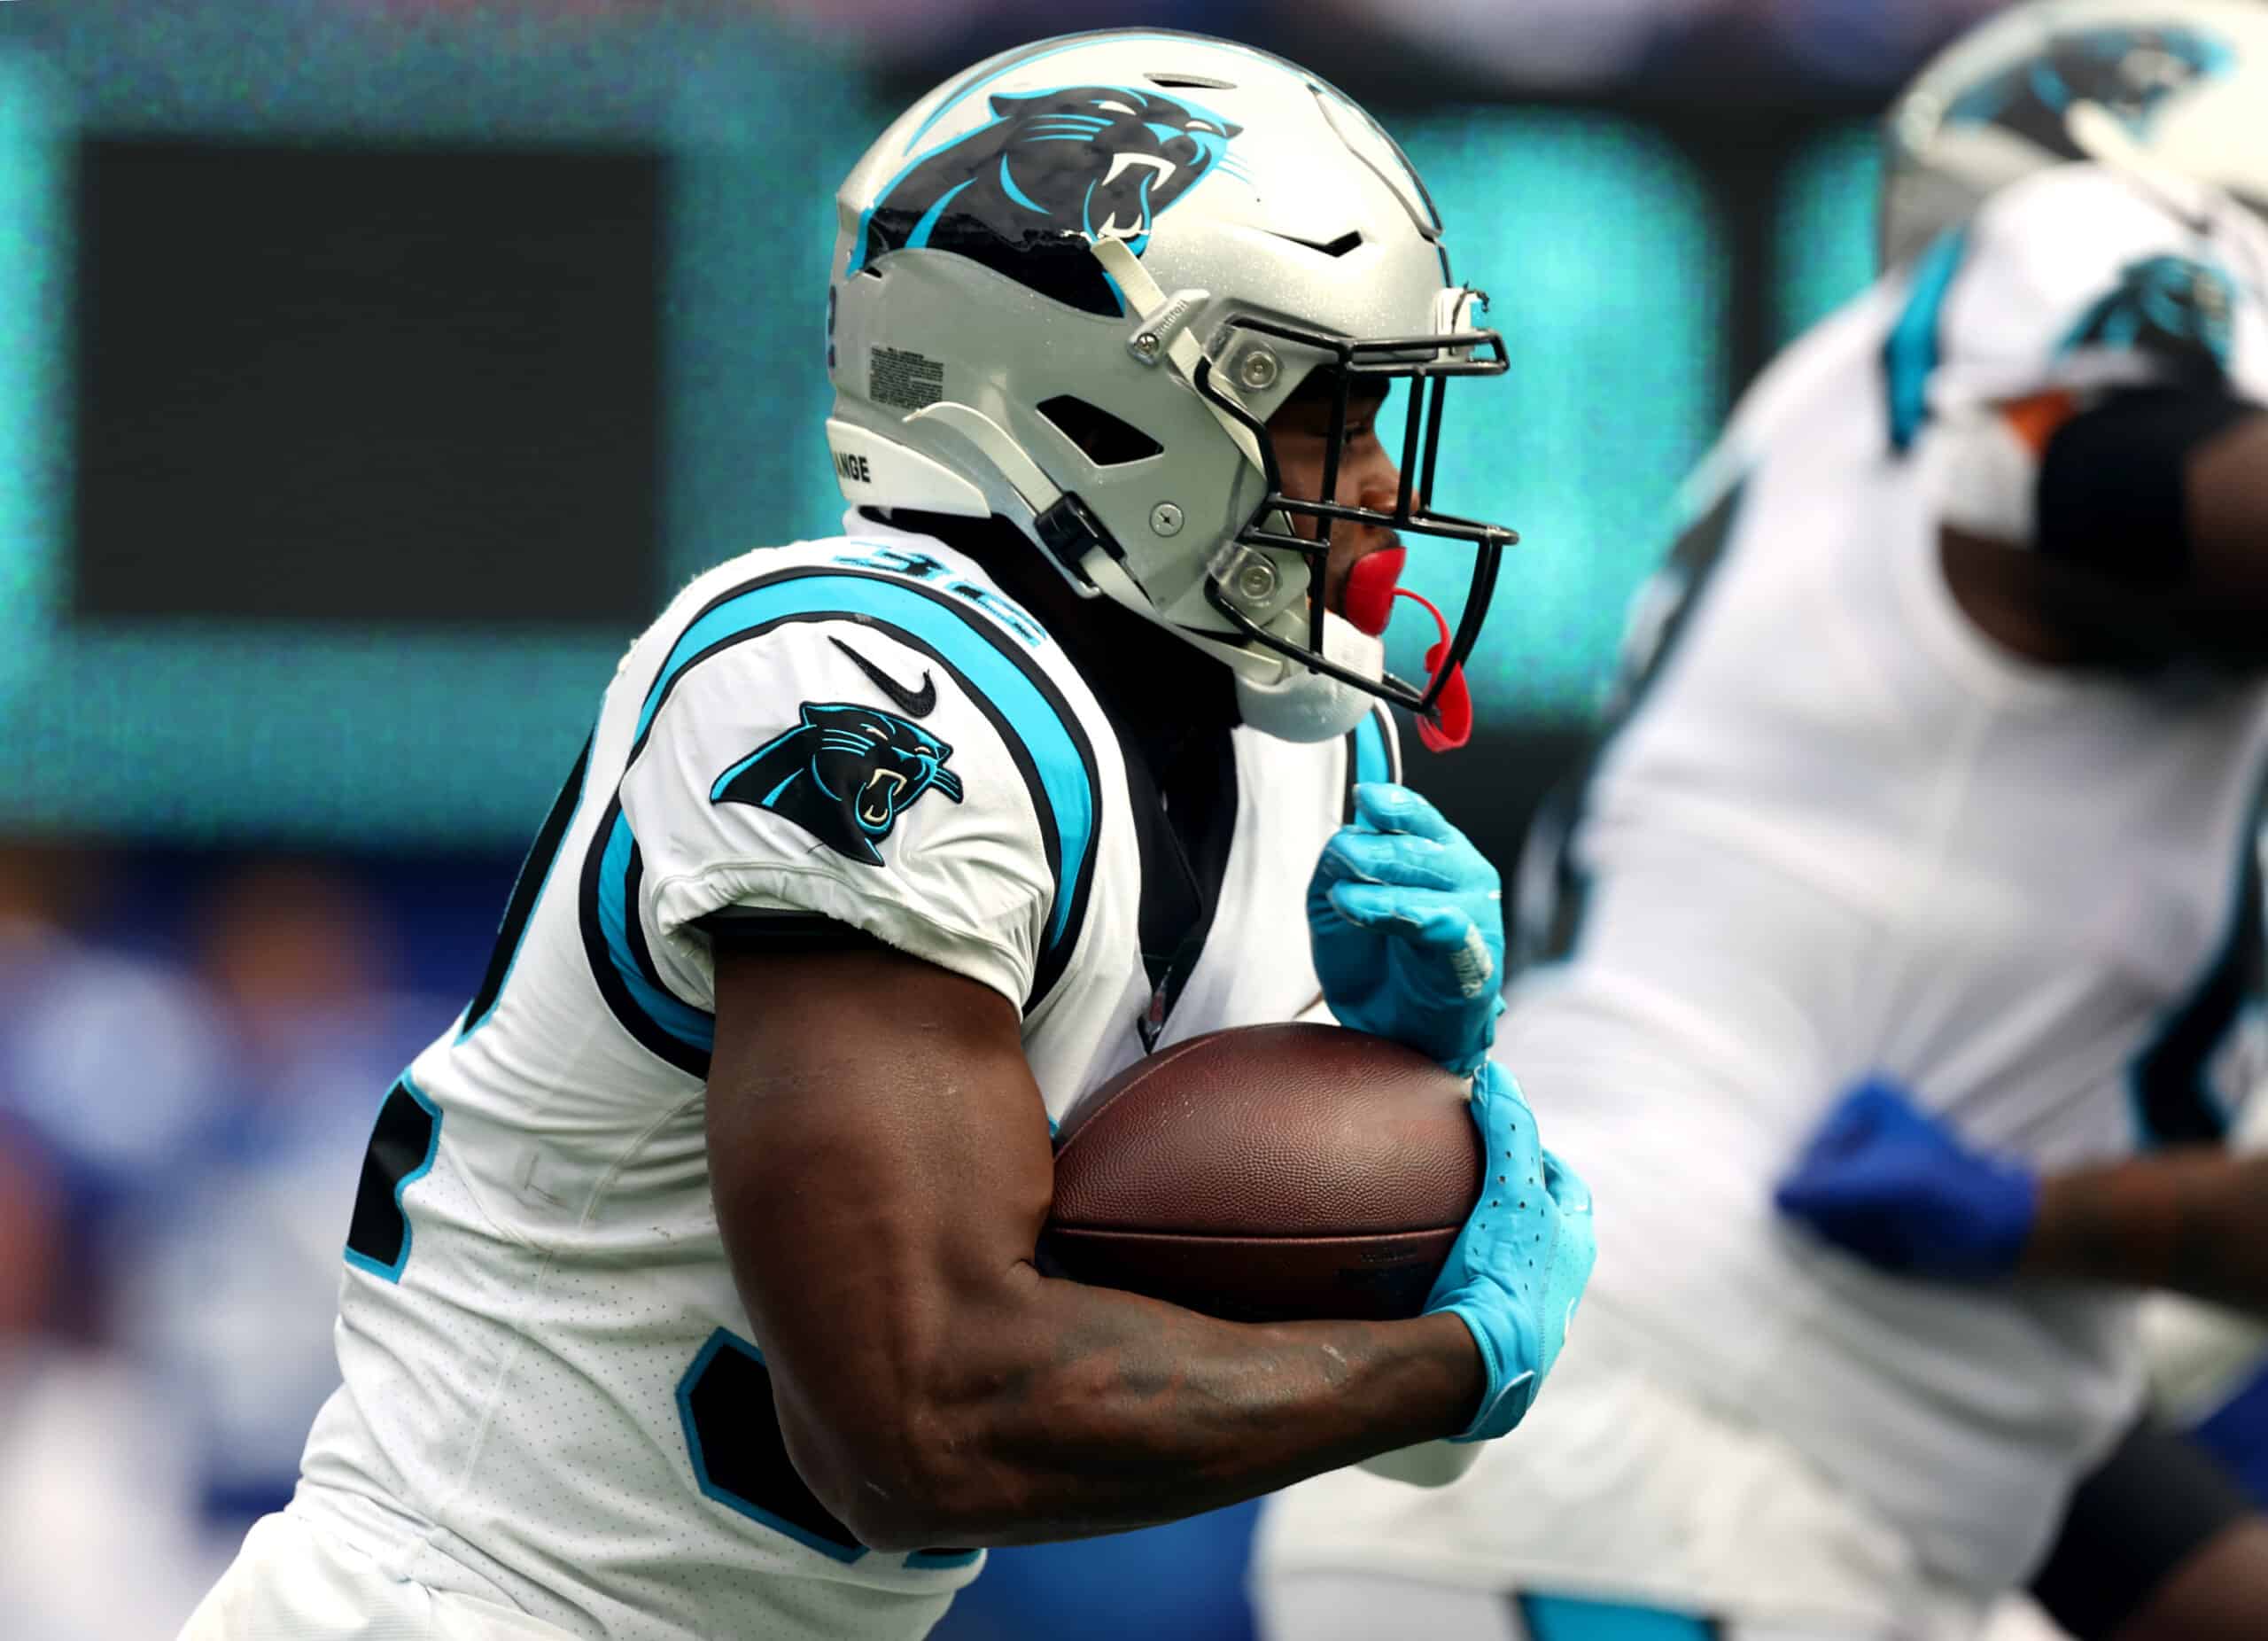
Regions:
[[462, 738, 592, 1039], [344, 1077, 441, 1281], [677, 1328, 975, 1568]]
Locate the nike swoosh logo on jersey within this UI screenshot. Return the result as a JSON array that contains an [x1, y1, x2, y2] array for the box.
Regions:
[[830, 636, 937, 719]]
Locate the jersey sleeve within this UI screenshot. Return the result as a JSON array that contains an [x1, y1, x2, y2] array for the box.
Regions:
[[1898, 164, 2268, 538], [1913, 165, 2268, 432], [613, 592, 1099, 1014]]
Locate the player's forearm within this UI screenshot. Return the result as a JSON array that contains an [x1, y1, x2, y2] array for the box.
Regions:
[[786, 1265, 1481, 1552], [2022, 1149, 2268, 1312]]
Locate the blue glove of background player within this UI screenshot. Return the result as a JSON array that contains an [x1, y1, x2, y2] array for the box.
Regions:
[[1309, 783, 1504, 1076], [1774, 1078, 2039, 1282], [1424, 1062, 1595, 1441]]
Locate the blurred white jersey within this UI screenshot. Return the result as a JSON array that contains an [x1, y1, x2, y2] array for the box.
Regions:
[[1263, 163, 2268, 1624], [240, 517, 1392, 1641]]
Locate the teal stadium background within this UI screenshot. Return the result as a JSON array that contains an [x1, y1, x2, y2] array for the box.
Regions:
[[0, 3, 1886, 853]]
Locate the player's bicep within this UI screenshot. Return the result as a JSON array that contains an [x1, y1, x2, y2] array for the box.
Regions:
[[1941, 391, 2268, 667], [2039, 389, 2268, 639], [704, 934, 1055, 1500]]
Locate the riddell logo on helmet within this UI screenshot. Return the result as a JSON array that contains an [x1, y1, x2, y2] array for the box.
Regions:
[[849, 84, 1243, 317], [834, 451, 873, 485]]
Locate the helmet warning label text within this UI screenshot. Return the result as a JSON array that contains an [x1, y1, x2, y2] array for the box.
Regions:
[[870, 346, 944, 412]]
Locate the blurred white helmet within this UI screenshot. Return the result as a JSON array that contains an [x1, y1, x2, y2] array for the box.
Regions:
[[1882, 0, 2268, 268], [826, 29, 1513, 744]]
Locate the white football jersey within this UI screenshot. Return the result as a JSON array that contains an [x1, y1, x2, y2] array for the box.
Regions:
[[280, 516, 1396, 1640], [1270, 162, 2268, 1614]]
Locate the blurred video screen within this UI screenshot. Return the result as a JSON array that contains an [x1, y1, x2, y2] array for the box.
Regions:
[[74, 139, 664, 626]]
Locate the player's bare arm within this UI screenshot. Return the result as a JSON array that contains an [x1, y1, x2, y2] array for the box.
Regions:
[[707, 936, 1484, 1552], [1944, 401, 2268, 667], [1780, 1080, 2268, 1312], [2023, 1147, 2268, 1313]]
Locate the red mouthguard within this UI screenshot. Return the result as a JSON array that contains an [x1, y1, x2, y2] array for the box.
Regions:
[[1394, 587, 1473, 753], [1342, 545, 1406, 638]]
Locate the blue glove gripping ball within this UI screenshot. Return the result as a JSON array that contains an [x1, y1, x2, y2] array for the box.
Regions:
[[1424, 1062, 1596, 1442]]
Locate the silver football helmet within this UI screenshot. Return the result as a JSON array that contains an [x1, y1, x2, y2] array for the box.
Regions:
[[825, 29, 1514, 744], [1883, 0, 2268, 269]]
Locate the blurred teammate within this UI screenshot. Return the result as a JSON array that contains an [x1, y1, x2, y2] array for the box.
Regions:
[[1260, 4, 2268, 1638], [180, 29, 1593, 1641]]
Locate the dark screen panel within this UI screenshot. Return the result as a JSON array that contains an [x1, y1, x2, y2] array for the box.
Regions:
[[74, 138, 661, 624]]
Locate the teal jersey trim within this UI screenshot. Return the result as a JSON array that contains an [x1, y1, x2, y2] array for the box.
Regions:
[[1884, 227, 1969, 452], [1518, 1592, 1718, 1641], [1352, 709, 1394, 787], [2125, 770, 2267, 1147], [596, 807, 718, 1061]]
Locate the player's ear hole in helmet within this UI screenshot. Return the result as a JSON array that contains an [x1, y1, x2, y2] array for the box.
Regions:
[[1036, 398, 1166, 466]]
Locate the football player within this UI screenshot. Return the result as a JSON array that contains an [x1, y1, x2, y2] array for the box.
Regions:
[[178, 29, 1594, 1641], [1258, 4, 2268, 1639]]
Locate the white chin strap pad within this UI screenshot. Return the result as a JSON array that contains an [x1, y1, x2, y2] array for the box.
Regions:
[[1223, 612, 1384, 743]]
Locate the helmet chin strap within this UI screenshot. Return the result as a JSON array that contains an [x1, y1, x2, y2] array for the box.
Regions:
[[1089, 524, 1377, 743], [1188, 616, 1383, 743], [1086, 237, 1385, 742], [2063, 102, 2217, 219]]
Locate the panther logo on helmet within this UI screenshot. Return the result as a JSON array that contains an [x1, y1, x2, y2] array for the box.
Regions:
[[850, 84, 1243, 317], [1945, 25, 2234, 156]]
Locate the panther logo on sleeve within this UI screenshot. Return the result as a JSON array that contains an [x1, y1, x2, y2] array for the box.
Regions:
[[2063, 254, 2237, 373], [849, 84, 1243, 315], [711, 703, 964, 867]]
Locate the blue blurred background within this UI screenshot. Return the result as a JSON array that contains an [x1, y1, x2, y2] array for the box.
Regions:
[[0, 1, 2005, 1634]]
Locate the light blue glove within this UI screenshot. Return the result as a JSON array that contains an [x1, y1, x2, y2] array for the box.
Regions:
[[1774, 1079, 2039, 1281], [1309, 783, 1505, 1076], [1424, 1062, 1596, 1442]]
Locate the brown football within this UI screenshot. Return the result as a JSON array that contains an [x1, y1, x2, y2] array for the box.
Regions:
[[1039, 1023, 1480, 1322]]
